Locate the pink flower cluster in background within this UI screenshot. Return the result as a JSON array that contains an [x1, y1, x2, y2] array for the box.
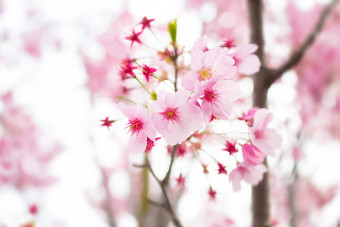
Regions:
[[0, 92, 61, 188]]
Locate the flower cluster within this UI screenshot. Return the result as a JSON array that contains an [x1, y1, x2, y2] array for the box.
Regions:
[[101, 18, 281, 193], [0, 92, 61, 188], [229, 108, 282, 191]]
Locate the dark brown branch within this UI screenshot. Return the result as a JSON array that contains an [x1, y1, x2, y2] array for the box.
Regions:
[[143, 158, 183, 227], [288, 163, 298, 227], [252, 159, 271, 227], [248, 0, 266, 66], [248, 1, 271, 227], [133, 163, 148, 169], [162, 145, 178, 186], [268, 0, 339, 85], [248, 1, 338, 225], [147, 198, 165, 209], [247, 0, 338, 226]]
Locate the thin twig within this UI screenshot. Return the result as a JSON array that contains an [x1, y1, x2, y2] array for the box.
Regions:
[[268, 0, 339, 85], [147, 198, 165, 208], [134, 75, 153, 96], [145, 158, 161, 184], [288, 162, 298, 227], [172, 43, 179, 92], [162, 145, 178, 186], [133, 163, 148, 168], [142, 158, 183, 227]]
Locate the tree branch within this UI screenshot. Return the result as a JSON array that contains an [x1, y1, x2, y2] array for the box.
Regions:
[[288, 162, 298, 227], [248, 1, 271, 227], [247, 0, 338, 226], [147, 198, 166, 209], [268, 0, 339, 85], [144, 158, 184, 227], [162, 145, 178, 186]]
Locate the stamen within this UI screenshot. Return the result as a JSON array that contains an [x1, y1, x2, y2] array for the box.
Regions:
[[161, 107, 179, 121], [199, 66, 213, 81], [126, 118, 144, 135]]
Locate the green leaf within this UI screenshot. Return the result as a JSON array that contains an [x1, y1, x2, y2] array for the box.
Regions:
[[168, 19, 177, 43]]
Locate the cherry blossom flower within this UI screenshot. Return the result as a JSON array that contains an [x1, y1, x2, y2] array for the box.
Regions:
[[191, 36, 209, 52], [208, 187, 217, 200], [175, 142, 189, 157], [144, 137, 160, 153], [229, 162, 267, 191], [229, 44, 260, 75], [217, 162, 227, 175], [120, 58, 137, 79], [142, 64, 157, 82], [149, 90, 203, 145], [221, 38, 236, 49], [182, 44, 236, 91], [175, 173, 185, 187], [223, 140, 238, 155], [249, 109, 282, 156], [202, 163, 209, 174], [193, 77, 240, 123], [101, 117, 114, 129], [242, 143, 265, 165], [118, 103, 156, 153], [29, 204, 38, 215], [238, 107, 259, 126], [139, 17, 155, 30], [125, 29, 142, 47]]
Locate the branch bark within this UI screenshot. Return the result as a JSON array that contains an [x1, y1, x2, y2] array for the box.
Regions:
[[162, 145, 177, 186], [267, 0, 339, 85], [145, 157, 184, 227], [247, 0, 338, 226], [288, 163, 298, 227], [248, 0, 271, 226]]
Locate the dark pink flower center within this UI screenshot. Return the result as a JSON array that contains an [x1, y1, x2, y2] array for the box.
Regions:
[[203, 89, 219, 103], [254, 130, 264, 139], [238, 166, 249, 175], [144, 138, 154, 153], [222, 39, 236, 49], [233, 56, 240, 66], [161, 107, 179, 121], [127, 118, 143, 135]]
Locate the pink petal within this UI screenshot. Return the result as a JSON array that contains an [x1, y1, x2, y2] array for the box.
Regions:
[[243, 164, 267, 185], [117, 103, 135, 118], [213, 55, 236, 78], [238, 55, 261, 75], [126, 132, 147, 154], [242, 144, 265, 165], [181, 71, 198, 91], [229, 168, 242, 191], [191, 36, 209, 53], [203, 48, 221, 66]]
